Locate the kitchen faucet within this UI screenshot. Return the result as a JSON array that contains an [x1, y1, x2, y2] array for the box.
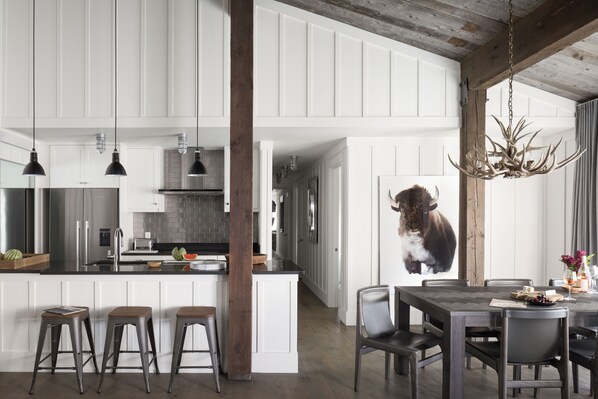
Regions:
[[113, 227, 123, 270]]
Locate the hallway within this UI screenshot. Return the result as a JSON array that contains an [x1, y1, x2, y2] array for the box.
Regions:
[[0, 281, 591, 398]]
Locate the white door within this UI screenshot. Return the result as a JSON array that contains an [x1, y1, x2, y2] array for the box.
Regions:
[[329, 164, 343, 308]]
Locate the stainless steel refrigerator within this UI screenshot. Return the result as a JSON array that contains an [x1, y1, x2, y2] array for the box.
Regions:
[[0, 188, 35, 253], [49, 188, 118, 265]]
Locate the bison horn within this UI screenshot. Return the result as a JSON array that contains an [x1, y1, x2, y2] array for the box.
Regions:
[[429, 185, 439, 207], [388, 190, 399, 208]]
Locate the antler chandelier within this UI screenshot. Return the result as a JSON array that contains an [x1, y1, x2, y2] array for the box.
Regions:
[[449, 0, 584, 180]]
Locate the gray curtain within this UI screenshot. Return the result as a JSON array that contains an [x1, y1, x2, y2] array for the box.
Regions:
[[572, 98, 598, 255]]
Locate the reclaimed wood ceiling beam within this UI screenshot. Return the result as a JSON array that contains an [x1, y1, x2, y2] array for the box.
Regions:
[[462, 0, 598, 90]]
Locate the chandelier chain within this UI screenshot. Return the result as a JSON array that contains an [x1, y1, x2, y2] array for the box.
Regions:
[[508, 0, 513, 132]]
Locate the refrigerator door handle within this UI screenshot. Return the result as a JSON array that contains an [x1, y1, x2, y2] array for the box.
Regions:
[[76, 220, 81, 267], [84, 220, 90, 265]]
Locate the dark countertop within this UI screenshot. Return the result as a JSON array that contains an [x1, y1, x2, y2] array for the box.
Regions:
[[124, 242, 262, 256], [0, 259, 302, 275]]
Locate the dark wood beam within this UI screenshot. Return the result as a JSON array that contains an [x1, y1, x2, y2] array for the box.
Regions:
[[228, 0, 254, 381], [458, 84, 485, 286], [462, 0, 598, 90]]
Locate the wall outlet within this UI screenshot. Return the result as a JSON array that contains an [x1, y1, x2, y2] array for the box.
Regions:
[[144, 232, 151, 238]]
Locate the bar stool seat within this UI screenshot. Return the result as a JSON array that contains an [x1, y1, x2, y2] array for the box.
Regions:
[[168, 306, 221, 393], [29, 306, 99, 394], [97, 306, 159, 394]]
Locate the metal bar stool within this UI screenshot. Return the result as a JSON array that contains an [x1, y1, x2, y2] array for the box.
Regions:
[[168, 306, 221, 393], [29, 306, 99, 394], [97, 306, 160, 393]]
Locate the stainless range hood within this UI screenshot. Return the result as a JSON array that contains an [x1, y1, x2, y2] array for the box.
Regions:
[[158, 148, 224, 195]]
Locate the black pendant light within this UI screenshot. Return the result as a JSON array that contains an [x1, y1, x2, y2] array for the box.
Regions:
[[188, 0, 207, 177], [105, 0, 126, 176], [23, 0, 45, 177]]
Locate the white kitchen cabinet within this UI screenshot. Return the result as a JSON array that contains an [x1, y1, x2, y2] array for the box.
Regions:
[[224, 147, 259, 212], [126, 148, 164, 212], [49, 145, 119, 188]]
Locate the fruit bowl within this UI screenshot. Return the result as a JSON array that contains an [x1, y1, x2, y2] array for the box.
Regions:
[[526, 295, 557, 307], [224, 253, 268, 265]]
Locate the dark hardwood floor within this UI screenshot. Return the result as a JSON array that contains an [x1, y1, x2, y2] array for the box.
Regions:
[[0, 281, 591, 398]]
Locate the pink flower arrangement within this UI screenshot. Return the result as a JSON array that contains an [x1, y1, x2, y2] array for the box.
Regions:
[[560, 250, 595, 272]]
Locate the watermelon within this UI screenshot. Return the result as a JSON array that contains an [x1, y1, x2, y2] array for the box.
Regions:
[[4, 249, 23, 261], [183, 253, 197, 260], [171, 247, 187, 261]]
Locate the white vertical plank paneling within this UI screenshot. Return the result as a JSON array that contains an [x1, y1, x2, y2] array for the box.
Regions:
[[95, 281, 127, 356], [62, 280, 94, 356], [255, 6, 279, 117], [529, 99, 557, 117], [2, 0, 30, 118], [488, 180, 516, 278], [309, 25, 334, 117], [514, 177, 543, 284], [37, 0, 58, 117], [1, 281, 29, 352], [545, 144, 568, 280], [199, 0, 225, 117], [59, 0, 85, 117], [281, 15, 307, 117], [30, 281, 62, 353], [391, 52, 418, 117], [564, 140, 576, 256], [396, 145, 419, 175], [371, 146, 395, 285], [162, 281, 193, 357], [87, 0, 112, 117], [142, 0, 168, 117], [337, 34, 362, 117], [364, 43, 390, 117], [486, 85, 501, 116], [419, 145, 444, 175], [257, 280, 291, 353], [443, 141, 459, 176], [445, 71, 459, 117], [118, 0, 141, 117], [501, 86, 528, 118], [129, 281, 160, 354], [169, 0, 194, 117], [418, 61, 446, 117]]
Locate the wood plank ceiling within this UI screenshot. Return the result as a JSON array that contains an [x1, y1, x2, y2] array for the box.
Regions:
[[276, 0, 598, 103]]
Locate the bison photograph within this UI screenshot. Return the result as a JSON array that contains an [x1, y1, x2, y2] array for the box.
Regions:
[[387, 184, 457, 275]]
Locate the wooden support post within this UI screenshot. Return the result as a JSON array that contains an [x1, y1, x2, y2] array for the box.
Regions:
[[458, 81, 485, 286], [228, 0, 254, 381]]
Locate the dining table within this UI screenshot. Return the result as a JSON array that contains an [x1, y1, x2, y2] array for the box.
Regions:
[[394, 285, 598, 399]]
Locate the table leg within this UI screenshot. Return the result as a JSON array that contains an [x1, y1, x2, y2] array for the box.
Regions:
[[393, 291, 410, 374], [442, 314, 465, 399]]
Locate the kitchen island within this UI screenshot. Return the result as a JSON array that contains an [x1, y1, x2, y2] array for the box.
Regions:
[[0, 259, 301, 374]]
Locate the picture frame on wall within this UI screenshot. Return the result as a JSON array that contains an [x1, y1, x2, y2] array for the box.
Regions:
[[379, 176, 459, 287], [307, 176, 318, 243]]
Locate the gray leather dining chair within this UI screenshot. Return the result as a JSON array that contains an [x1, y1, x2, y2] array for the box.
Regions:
[[354, 285, 442, 399], [466, 307, 570, 399], [484, 278, 534, 287], [569, 334, 598, 397]]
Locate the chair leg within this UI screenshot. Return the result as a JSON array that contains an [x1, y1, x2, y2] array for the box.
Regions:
[[535, 366, 543, 396], [111, 324, 124, 374], [354, 346, 363, 392], [572, 363, 579, 393], [50, 324, 61, 375], [135, 321, 151, 394], [513, 365, 521, 397], [29, 320, 49, 394], [498, 364, 507, 399], [482, 337, 488, 369], [168, 318, 185, 394], [97, 319, 115, 393], [591, 373, 594, 396], [175, 325, 187, 375], [206, 319, 221, 393], [147, 317, 160, 374], [68, 319, 84, 394], [409, 353, 419, 399], [83, 315, 99, 374], [385, 352, 391, 380]]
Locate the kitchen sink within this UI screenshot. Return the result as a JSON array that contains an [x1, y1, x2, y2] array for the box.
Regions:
[[81, 260, 150, 272]]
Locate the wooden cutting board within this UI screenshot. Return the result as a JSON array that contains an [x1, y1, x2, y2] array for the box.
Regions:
[[0, 253, 49, 269]]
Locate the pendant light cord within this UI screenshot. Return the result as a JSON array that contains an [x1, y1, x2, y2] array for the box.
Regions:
[[195, 0, 199, 149], [32, 0, 36, 151], [114, 0, 118, 152], [507, 0, 513, 133]]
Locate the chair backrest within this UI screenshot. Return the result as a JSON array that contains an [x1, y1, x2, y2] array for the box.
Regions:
[[422, 279, 469, 287], [502, 307, 568, 364], [484, 278, 533, 287], [549, 278, 565, 286], [356, 285, 395, 338]]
